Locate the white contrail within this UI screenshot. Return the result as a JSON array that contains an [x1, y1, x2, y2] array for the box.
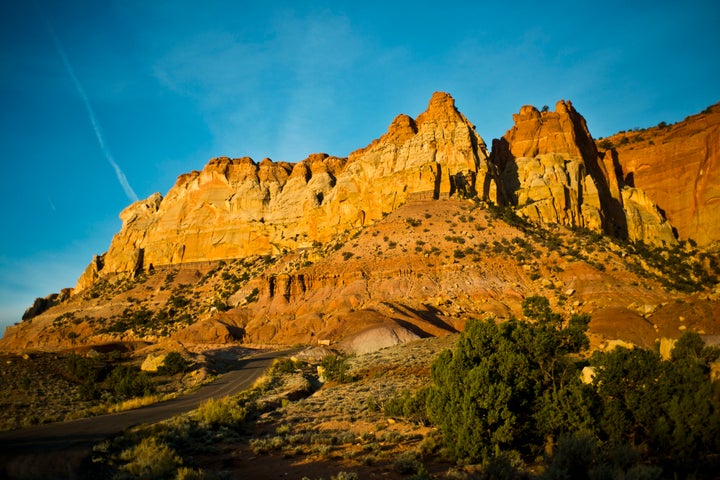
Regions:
[[47, 26, 139, 203]]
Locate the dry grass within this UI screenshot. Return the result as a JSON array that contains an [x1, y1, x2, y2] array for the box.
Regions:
[[104, 393, 174, 414]]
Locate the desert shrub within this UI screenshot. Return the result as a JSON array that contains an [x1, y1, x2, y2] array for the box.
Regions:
[[107, 365, 154, 399], [159, 352, 190, 376], [63, 353, 103, 383], [63, 353, 105, 400], [245, 288, 260, 304], [174, 467, 210, 480], [598, 138, 614, 150], [79, 381, 102, 401], [272, 358, 297, 375], [210, 298, 230, 312], [542, 436, 665, 480], [393, 450, 423, 475], [590, 333, 720, 471], [119, 436, 182, 479], [384, 388, 430, 425], [195, 397, 247, 428], [426, 296, 592, 463], [542, 435, 596, 479], [332, 473, 359, 480], [321, 355, 353, 383], [168, 294, 191, 309]]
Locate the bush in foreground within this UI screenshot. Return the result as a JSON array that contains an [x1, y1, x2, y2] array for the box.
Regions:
[[388, 297, 720, 477], [427, 296, 591, 463], [118, 436, 181, 479]]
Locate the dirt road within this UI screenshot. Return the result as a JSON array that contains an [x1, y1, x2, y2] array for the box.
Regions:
[[0, 348, 294, 478]]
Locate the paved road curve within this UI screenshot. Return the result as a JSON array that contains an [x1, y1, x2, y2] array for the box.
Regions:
[[0, 348, 295, 455]]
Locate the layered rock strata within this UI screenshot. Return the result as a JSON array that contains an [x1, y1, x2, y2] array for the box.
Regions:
[[77, 94, 695, 292]]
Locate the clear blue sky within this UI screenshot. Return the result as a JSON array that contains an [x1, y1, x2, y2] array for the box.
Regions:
[[1, 0, 719, 332]]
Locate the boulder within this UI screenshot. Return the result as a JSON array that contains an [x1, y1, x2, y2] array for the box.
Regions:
[[141, 352, 167, 372], [337, 325, 421, 355]]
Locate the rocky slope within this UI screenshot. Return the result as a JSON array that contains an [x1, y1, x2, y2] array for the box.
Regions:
[[3, 197, 719, 354], [3, 93, 720, 353], [598, 102, 720, 246]]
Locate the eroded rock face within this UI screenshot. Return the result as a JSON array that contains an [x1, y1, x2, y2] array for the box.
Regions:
[[602, 102, 720, 246], [490, 101, 676, 246], [75, 92, 490, 289]]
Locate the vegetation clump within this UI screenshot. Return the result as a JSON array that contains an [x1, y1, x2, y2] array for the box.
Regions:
[[426, 296, 591, 463], [386, 296, 720, 477], [158, 351, 190, 376], [321, 354, 354, 383]]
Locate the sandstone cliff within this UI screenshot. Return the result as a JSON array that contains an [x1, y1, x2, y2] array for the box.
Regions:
[[76, 92, 490, 290], [74, 94, 717, 295], [6, 197, 719, 354], [599, 102, 720, 246], [490, 101, 676, 246]]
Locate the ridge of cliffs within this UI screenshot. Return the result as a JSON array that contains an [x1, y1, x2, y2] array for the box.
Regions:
[[6, 197, 719, 354], [5, 93, 720, 354], [75, 94, 716, 293], [597, 102, 720, 246], [76, 92, 490, 291]]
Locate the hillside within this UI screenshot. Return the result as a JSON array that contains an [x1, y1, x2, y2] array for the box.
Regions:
[[2, 93, 719, 353], [2, 197, 719, 354]]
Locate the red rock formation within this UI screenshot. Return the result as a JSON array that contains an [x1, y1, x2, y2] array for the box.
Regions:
[[491, 101, 676, 246], [72, 94, 717, 296], [600, 102, 720, 246]]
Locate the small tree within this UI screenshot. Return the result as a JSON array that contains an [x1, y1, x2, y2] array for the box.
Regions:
[[158, 351, 189, 375], [427, 296, 592, 463], [321, 354, 353, 383], [591, 332, 720, 470]]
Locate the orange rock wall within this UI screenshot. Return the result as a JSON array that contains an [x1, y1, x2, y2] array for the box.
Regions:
[[605, 103, 720, 246]]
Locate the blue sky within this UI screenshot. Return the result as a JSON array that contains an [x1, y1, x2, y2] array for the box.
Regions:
[[1, 0, 719, 332]]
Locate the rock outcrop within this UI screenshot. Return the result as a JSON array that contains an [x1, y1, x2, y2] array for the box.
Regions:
[[21, 289, 72, 321], [75, 92, 490, 289], [490, 101, 677, 246], [600, 102, 720, 246]]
